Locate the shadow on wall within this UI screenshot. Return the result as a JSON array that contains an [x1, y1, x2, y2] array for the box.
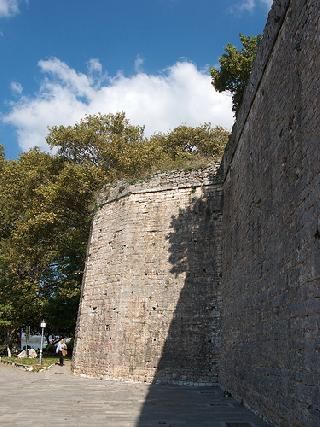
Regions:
[[136, 177, 223, 426]]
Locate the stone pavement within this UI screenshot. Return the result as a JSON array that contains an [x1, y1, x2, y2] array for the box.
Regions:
[[0, 362, 270, 427]]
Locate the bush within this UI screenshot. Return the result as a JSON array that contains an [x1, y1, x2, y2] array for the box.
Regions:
[[43, 343, 56, 355]]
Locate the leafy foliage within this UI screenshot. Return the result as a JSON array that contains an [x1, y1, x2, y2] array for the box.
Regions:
[[210, 34, 262, 115], [0, 149, 98, 338], [0, 113, 229, 343], [47, 113, 229, 179]]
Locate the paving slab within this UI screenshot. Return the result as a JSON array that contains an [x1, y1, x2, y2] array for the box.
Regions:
[[0, 363, 270, 426]]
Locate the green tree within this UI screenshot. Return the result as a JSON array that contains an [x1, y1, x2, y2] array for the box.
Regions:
[[0, 148, 102, 344], [46, 112, 147, 180], [210, 34, 262, 115], [48, 113, 230, 179], [148, 124, 229, 172], [0, 113, 230, 350], [0, 149, 57, 349]]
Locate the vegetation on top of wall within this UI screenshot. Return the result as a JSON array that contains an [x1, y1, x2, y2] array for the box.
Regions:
[[47, 113, 229, 180], [0, 112, 229, 350], [210, 34, 262, 115]]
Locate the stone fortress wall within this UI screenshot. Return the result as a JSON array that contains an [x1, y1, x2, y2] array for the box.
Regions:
[[221, 0, 320, 425], [73, 1, 320, 425], [73, 166, 223, 384]]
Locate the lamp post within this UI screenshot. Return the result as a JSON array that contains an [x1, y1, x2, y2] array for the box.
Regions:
[[39, 320, 46, 365], [25, 325, 30, 357]]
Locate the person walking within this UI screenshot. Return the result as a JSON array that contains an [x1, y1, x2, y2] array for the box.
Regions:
[[56, 337, 67, 366]]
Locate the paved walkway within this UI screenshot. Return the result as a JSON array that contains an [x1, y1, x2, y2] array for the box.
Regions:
[[0, 362, 269, 427]]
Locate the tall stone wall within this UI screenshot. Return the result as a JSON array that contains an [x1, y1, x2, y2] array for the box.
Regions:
[[73, 166, 223, 384], [221, 1, 320, 426], [73, 1, 320, 424]]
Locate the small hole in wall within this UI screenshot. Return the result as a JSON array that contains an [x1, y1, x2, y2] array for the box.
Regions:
[[91, 307, 97, 313]]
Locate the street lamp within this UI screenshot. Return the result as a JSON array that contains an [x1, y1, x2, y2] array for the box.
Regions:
[[39, 320, 46, 365], [25, 325, 30, 357]]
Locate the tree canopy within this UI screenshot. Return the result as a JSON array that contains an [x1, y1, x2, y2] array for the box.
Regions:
[[210, 34, 262, 115], [0, 113, 229, 347], [0, 149, 99, 341]]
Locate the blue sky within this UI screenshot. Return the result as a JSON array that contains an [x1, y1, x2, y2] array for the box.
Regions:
[[0, 0, 272, 159]]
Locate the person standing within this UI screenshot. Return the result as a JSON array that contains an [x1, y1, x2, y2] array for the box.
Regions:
[[56, 337, 67, 366]]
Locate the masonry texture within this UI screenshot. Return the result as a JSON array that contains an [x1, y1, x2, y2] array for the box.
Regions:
[[74, 1, 320, 425], [73, 166, 223, 384], [221, 0, 320, 426]]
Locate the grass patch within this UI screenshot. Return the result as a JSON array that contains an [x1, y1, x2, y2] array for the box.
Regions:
[[0, 356, 58, 370]]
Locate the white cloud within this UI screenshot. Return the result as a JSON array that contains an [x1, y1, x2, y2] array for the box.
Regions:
[[87, 58, 103, 75], [0, 0, 19, 17], [134, 55, 144, 73], [261, 0, 273, 7], [3, 58, 234, 151], [239, 0, 255, 11], [232, 0, 272, 12], [10, 81, 23, 95], [38, 58, 95, 99]]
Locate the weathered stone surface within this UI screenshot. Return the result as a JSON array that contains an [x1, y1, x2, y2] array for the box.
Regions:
[[221, 1, 320, 426], [73, 165, 223, 385], [73, 1, 320, 425]]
